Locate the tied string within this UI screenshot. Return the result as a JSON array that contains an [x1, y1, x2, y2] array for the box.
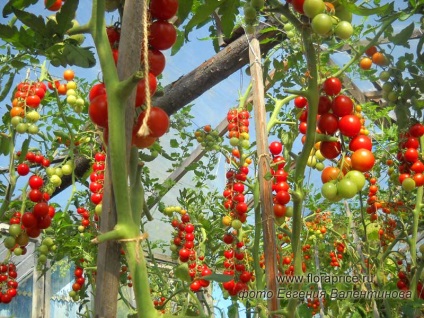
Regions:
[[137, 0, 152, 137], [119, 232, 149, 263]]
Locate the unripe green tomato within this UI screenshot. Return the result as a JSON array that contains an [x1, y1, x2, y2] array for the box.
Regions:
[[311, 13, 333, 36], [174, 206, 182, 213], [15, 123, 28, 134], [13, 247, 23, 256], [286, 31, 295, 39], [231, 219, 242, 230], [50, 174, 62, 187], [334, 21, 353, 40], [27, 124, 39, 135], [67, 95, 77, 105], [285, 206, 293, 217], [244, 5, 257, 23], [337, 178, 358, 199], [42, 237, 54, 247], [419, 244, 424, 255], [315, 149, 325, 161], [335, 5, 352, 23], [345, 170, 366, 191], [3, 236, 16, 249], [39, 244, 49, 255], [379, 71, 391, 81], [38, 254, 47, 264], [95, 204, 102, 216], [303, 0, 325, 19], [387, 91, 398, 102], [9, 224, 22, 237], [69, 290, 77, 298], [75, 97, 85, 107], [230, 137, 240, 147], [321, 182, 338, 200], [307, 156, 317, 167], [241, 139, 250, 149], [66, 81, 77, 90], [251, 0, 264, 10], [74, 104, 84, 113], [284, 23, 294, 32], [55, 168, 63, 177], [46, 167, 56, 176], [315, 162, 325, 171], [11, 116, 22, 127], [61, 164, 73, 175], [382, 82, 394, 92], [26, 110, 40, 122], [402, 177, 415, 192]]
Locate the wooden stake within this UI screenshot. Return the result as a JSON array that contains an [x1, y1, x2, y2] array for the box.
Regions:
[[248, 36, 279, 316]]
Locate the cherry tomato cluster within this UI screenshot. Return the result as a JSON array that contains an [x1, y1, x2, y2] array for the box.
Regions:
[[194, 125, 223, 151], [119, 264, 133, 288], [10, 80, 47, 135], [396, 270, 410, 292], [69, 265, 86, 301], [76, 206, 98, 233], [89, 152, 106, 212], [364, 176, 382, 222], [169, 211, 213, 292], [148, 0, 178, 52], [221, 239, 253, 296], [153, 296, 167, 313], [288, 0, 354, 40], [306, 295, 326, 316], [0, 263, 19, 304], [396, 123, 424, 191], [16, 151, 50, 177], [227, 108, 250, 149], [268, 141, 292, 219], [36, 237, 56, 267], [305, 210, 331, 239], [378, 217, 396, 247], [328, 241, 346, 268], [359, 46, 390, 70], [60, 69, 86, 113]]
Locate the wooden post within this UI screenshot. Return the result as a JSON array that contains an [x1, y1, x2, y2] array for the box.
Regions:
[[94, 0, 143, 317], [248, 36, 279, 316], [32, 241, 51, 318]]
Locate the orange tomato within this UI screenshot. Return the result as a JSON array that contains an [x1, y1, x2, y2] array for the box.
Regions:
[[63, 69, 75, 81], [359, 57, 372, 70], [10, 106, 25, 118]]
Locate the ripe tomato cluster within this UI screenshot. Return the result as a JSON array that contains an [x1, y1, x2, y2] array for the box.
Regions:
[[359, 46, 390, 70], [227, 108, 250, 149], [221, 238, 253, 296], [153, 296, 167, 313], [365, 176, 382, 222], [89, 152, 106, 212], [69, 265, 86, 301], [169, 211, 213, 292], [16, 151, 50, 177], [307, 295, 326, 316], [119, 264, 133, 288], [148, 0, 178, 52], [268, 141, 292, 219], [10, 81, 47, 135], [76, 206, 98, 233], [378, 217, 396, 247], [396, 123, 424, 191], [0, 263, 19, 304], [328, 241, 346, 268]]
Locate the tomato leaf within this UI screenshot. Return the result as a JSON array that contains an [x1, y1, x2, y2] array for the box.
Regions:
[[388, 22, 414, 48], [171, 29, 185, 56], [339, 0, 392, 16], [63, 44, 96, 68], [174, 263, 191, 283], [0, 24, 20, 45], [12, 8, 47, 37], [0, 135, 10, 156], [218, 0, 240, 38], [18, 138, 31, 164], [2, 0, 38, 17], [202, 273, 232, 283], [177, 0, 193, 24], [185, 0, 221, 39], [0, 72, 15, 102], [55, 0, 79, 35]]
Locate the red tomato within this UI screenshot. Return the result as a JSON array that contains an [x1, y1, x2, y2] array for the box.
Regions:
[[338, 114, 361, 137], [321, 166, 342, 183], [89, 94, 108, 128], [291, 0, 305, 13], [413, 173, 424, 186], [320, 141, 342, 159], [21, 212, 37, 228], [273, 204, 287, 217], [332, 95, 353, 117], [403, 148, 419, 163], [106, 26, 120, 46], [349, 135, 372, 151], [132, 135, 157, 149], [318, 95, 332, 114], [89, 83, 107, 102], [150, 0, 179, 20], [134, 106, 169, 138], [409, 123, 424, 137], [275, 190, 290, 205], [323, 77, 342, 96], [351, 149, 375, 172], [294, 96, 308, 108], [45, 0, 62, 11], [317, 113, 338, 135], [147, 49, 166, 76], [135, 74, 157, 107], [149, 21, 177, 51], [410, 160, 424, 173], [298, 121, 307, 134], [29, 175, 43, 189]]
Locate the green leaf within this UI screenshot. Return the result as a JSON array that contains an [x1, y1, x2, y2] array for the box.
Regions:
[[0, 24, 20, 44], [62, 44, 96, 68], [389, 22, 414, 48], [339, 0, 392, 16], [56, 0, 79, 35], [185, 0, 221, 38], [19, 138, 31, 164], [12, 8, 47, 36], [177, 0, 193, 24], [202, 273, 233, 283], [264, 171, 273, 181], [171, 29, 185, 56], [297, 304, 313, 318], [0, 135, 10, 156], [0, 72, 15, 102], [2, 0, 38, 17], [218, 0, 240, 38], [174, 263, 191, 283], [170, 139, 179, 148]]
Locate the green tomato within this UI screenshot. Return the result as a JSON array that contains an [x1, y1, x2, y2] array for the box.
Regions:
[[345, 170, 366, 191], [387, 91, 398, 102], [335, 5, 352, 22], [61, 164, 73, 176], [38, 244, 49, 255], [311, 13, 333, 36], [284, 23, 294, 32], [285, 206, 293, 217], [303, 0, 325, 19], [9, 224, 22, 237], [13, 247, 23, 256], [11, 116, 22, 127], [26, 110, 40, 122], [46, 167, 56, 176], [321, 181, 338, 200], [3, 236, 16, 249], [337, 178, 358, 199], [55, 168, 63, 177], [27, 124, 39, 135], [241, 139, 250, 149], [251, 0, 264, 10], [38, 254, 47, 264], [379, 71, 391, 81], [50, 174, 62, 187], [315, 162, 325, 171], [95, 204, 102, 216], [78, 225, 85, 232], [335, 21, 353, 40], [230, 137, 240, 147], [402, 177, 416, 192], [382, 82, 394, 92], [307, 156, 317, 167], [75, 97, 85, 107], [67, 95, 77, 106], [42, 237, 54, 247], [231, 219, 242, 230], [15, 123, 28, 134]]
